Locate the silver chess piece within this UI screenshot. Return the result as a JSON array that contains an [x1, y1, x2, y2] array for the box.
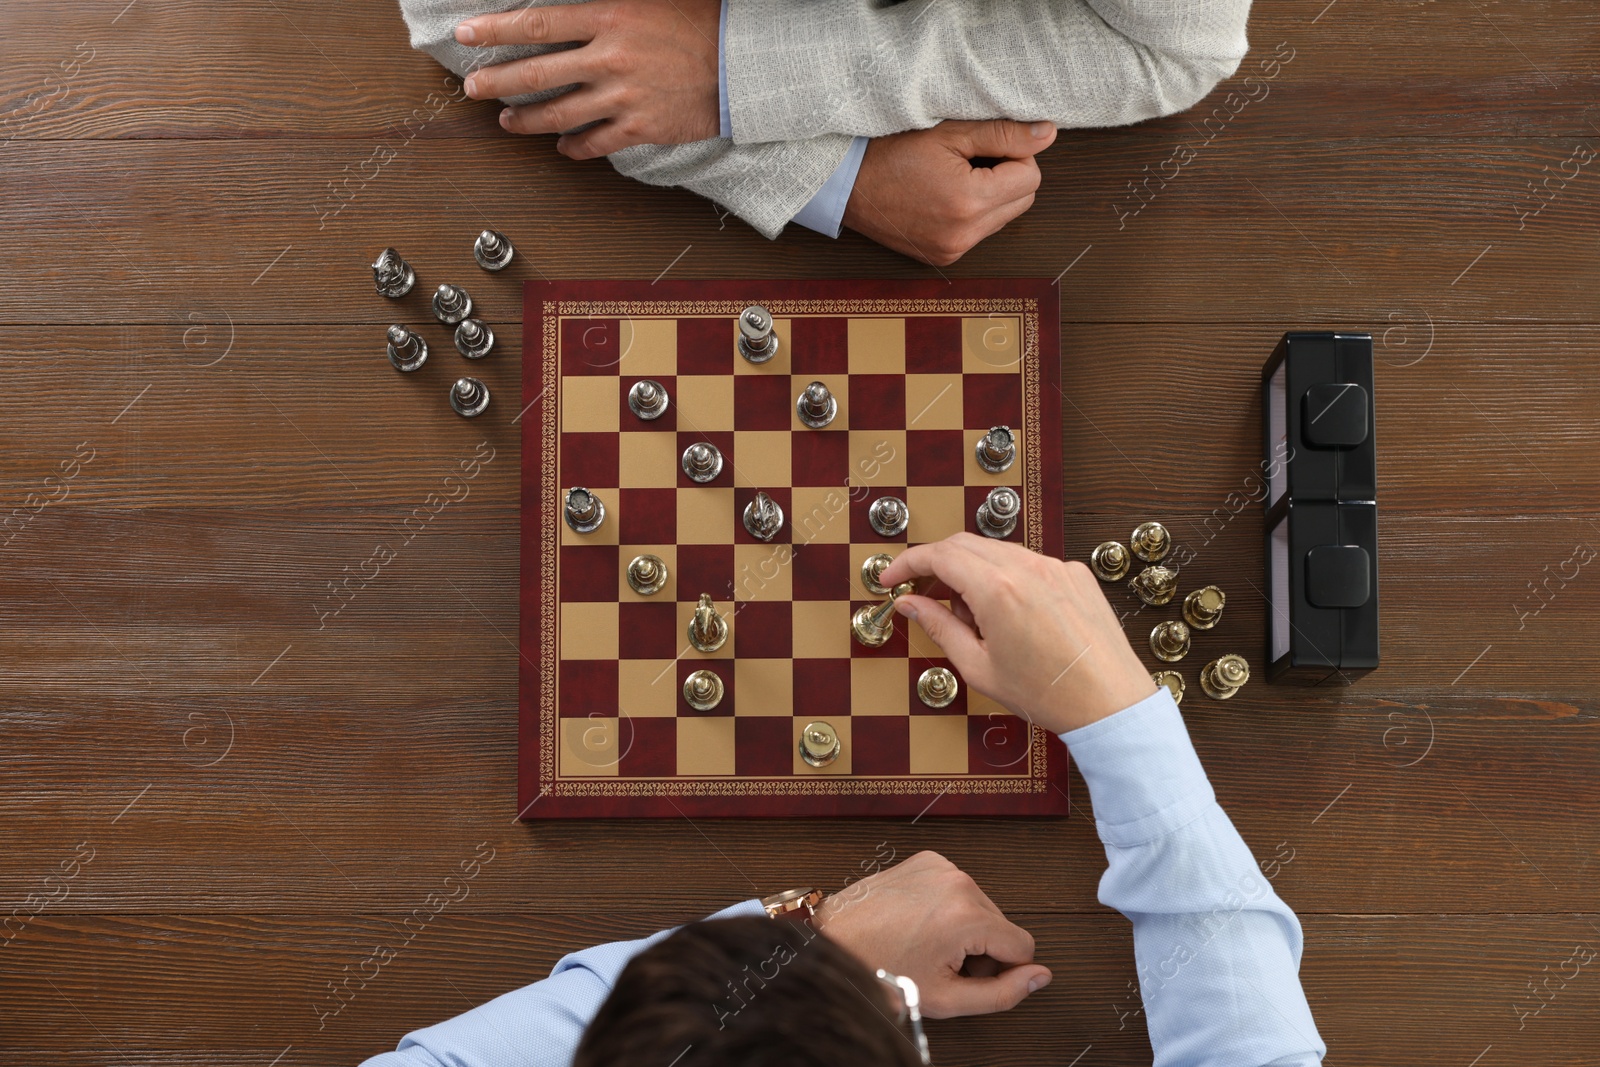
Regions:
[[798, 721, 840, 767], [372, 248, 415, 298], [683, 669, 725, 712], [742, 491, 785, 542], [453, 318, 495, 360], [688, 593, 728, 653], [385, 324, 428, 372], [681, 441, 724, 483], [868, 496, 909, 538], [473, 229, 515, 271], [860, 553, 895, 596], [795, 380, 837, 428], [737, 305, 779, 364], [917, 667, 959, 709], [626, 553, 668, 595], [976, 486, 1021, 539], [975, 426, 1017, 474], [432, 283, 473, 325], [628, 379, 669, 420], [450, 376, 490, 417], [564, 487, 606, 534]]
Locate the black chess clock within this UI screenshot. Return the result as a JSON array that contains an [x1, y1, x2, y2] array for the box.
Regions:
[[1261, 332, 1380, 685]]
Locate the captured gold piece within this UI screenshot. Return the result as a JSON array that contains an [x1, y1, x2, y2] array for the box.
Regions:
[[799, 721, 841, 767], [626, 554, 669, 596], [1130, 521, 1171, 563], [1199, 655, 1250, 700], [688, 593, 728, 652], [1152, 670, 1185, 705], [1129, 565, 1178, 606], [861, 553, 895, 596], [1150, 620, 1192, 663], [852, 581, 914, 648], [683, 669, 725, 711], [1183, 585, 1226, 630], [916, 667, 960, 709], [1090, 541, 1130, 582]]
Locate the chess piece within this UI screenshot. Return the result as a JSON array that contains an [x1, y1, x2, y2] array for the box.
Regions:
[[449, 376, 490, 417], [563, 487, 605, 534], [737, 305, 779, 364], [975, 426, 1017, 474], [432, 283, 473, 325], [742, 491, 785, 542], [976, 486, 1021, 539], [1130, 521, 1171, 563], [916, 667, 959, 709], [852, 581, 913, 648], [453, 318, 495, 360], [473, 229, 514, 271], [1090, 541, 1130, 582], [681, 441, 724, 483], [1129, 565, 1177, 606], [688, 593, 728, 652], [1152, 670, 1185, 705], [1183, 585, 1226, 630], [868, 496, 909, 538], [371, 248, 415, 298], [860, 552, 894, 596], [1150, 620, 1192, 663], [795, 380, 837, 428], [385, 324, 428, 372], [626, 553, 668, 595], [799, 721, 840, 767], [1200, 654, 1250, 700], [628, 378, 669, 421], [683, 669, 725, 711]]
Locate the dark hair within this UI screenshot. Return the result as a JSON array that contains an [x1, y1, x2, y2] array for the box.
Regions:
[[572, 916, 923, 1067]]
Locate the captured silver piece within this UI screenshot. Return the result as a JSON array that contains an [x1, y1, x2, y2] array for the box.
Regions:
[[450, 376, 490, 417], [683, 669, 725, 712], [743, 491, 785, 542], [385, 324, 428, 372], [1183, 585, 1226, 630], [432, 283, 473, 325], [1150, 620, 1192, 663], [852, 581, 913, 648], [563, 487, 606, 534], [796, 380, 838, 428], [688, 593, 729, 652], [1200, 654, 1250, 700], [473, 228, 514, 271], [861, 552, 895, 596], [916, 667, 959, 709], [453, 318, 495, 360], [1152, 670, 1185, 705], [372, 248, 415, 298], [628, 378, 669, 420], [975, 426, 1017, 474], [868, 495, 910, 538], [681, 441, 724, 483], [626, 553, 668, 596], [799, 721, 840, 767], [1129, 565, 1178, 606], [1090, 540, 1130, 582], [976, 486, 1021, 539], [737, 305, 779, 364], [1130, 521, 1172, 563]]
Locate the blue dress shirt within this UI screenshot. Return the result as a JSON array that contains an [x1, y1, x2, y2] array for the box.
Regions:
[[360, 688, 1325, 1067]]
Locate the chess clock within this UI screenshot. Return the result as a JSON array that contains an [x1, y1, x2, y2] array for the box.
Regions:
[[1261, 332, 1380, 685]]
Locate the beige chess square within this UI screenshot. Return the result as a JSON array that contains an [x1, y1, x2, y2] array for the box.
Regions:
[[849, 430, 907, 490], [793, 717, 852, 776], [732, 318, 793, 375], [851, 658, 909, 716], [677, 716, 736, 776], [793, 601, 851, 658], [675, 599, 735, 660], [735, 659, 793, 716], [790, 487, 851, 545], [559, 716, 619, 777], [848, 318, 906, 374], [909, 717, 969, 774], [850, 542, 906, 600], [733, 544, 793, 602], [676, 375, 735, 432], [619, 433, 680, 488], [905, 374, 964, 430], [789, 374, 849, 431], [617, 545, 677, 601], [963, 428, 1023, 487], [967, 689, 1009, 718], [677, 487, 735, 544], [560, 602, 619, 660], [559, 487, 620, 546], [617, 318, 677, 376], [731, 431, 791, 488], [617, 660, 679, 717], [562, 376, 620, 434], [962, 316, 1021, 373], [906, 486, 966, 543]]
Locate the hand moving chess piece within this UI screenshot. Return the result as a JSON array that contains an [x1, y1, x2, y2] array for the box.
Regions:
[[975, 426, 1016, 473], [386, 324, 427, 372], [473, 229, 514, 271], [683, 669, 725, 711], [433, 283, 473, 325], [1090, 541, 1130, 582], [1200, 655, 1250, 699], [681, 441, 724, 483], [868, 496, 909, 538], [688, 593, 728, 652], [1130, 521, 1171, 563], [737, 305, 779, 364], [742, 491, 784, 542], [628, 379, 669, 420], [852, 581, 914, 648], [372, 248, 415, 298], [450, 376, 490, 417], [564, 487, 606, 533], [976, 486, 1021, 539], [1183, 585, 1226, 630], [454, 318, 495, 360], [795, 380, 837, 428]]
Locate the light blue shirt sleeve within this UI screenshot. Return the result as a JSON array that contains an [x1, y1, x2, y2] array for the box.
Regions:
[[1061, 689, 1326, 1067], [358, 899, 766, 1067]]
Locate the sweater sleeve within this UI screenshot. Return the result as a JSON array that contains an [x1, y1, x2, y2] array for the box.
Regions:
[[724, 0, 1253, 142]]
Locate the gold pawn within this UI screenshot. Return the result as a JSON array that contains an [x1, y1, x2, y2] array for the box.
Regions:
[[1200, 655, 1250, 700]]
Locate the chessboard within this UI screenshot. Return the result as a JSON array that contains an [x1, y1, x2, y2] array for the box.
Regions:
[[518, 279, 1067, 818]]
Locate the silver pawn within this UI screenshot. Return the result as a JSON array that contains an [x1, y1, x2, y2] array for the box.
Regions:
[[737, 305, 779, 364], [386, 324, 428, 372], [975, 426, 1016, 473], [795, 380, 837, 428], [743, 491, 785, 542], [454, 318, 495, 360], [976, 486, 1021, 538], [868, 496, 909, 538], [450, 376, 490, 418], [628, 379, 669, 420], [473, 229, 515, 271], [564, 487, 606, 534], [433, 283, 473, 325], [681, 441, 724, 483], [372, 248, 415, 298]]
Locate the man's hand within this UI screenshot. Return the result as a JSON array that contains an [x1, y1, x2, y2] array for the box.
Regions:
[[843, 120, 1056, 266], [878, 534, 1157, 735], [813, 850, 1050, 1018], [454, 0, 720, 159]]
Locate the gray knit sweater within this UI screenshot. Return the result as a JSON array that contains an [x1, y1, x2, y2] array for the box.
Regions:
[[398, 0, 1252, 237]]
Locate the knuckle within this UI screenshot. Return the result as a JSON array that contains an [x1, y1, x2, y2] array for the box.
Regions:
[[514, 8, 551, 39]]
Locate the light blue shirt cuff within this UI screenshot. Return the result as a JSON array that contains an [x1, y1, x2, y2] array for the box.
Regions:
[[718, 0, 732, 139], [790, 136, 868, 238]]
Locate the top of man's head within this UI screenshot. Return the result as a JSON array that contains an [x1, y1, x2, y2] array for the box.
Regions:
[[572, 916, 924, 1067]]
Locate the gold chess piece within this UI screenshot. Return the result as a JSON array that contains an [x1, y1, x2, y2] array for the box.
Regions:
[[688, 593, 728, 652], [1199, 655, 1250, 700], [1150, 620, 1192, 663], [626, 554, 668, 596], [1183, 585, 1226, 630], [1090, 541, 1131, 582], [852, 581, 914, 648], [799, 721, 840, 767], [1152, 670, 1185, 705], [1130, 521, 1171, 563], [916, 667, 959, 708], [683, 669, 725, 711], [861, 553, 895, 596], [1129, 565, 1178, 606]]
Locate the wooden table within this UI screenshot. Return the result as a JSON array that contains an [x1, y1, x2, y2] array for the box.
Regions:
[[3, 1, 1597, 1062]]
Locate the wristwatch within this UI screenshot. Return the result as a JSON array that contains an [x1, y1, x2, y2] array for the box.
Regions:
[[761, 887, 824, 922]]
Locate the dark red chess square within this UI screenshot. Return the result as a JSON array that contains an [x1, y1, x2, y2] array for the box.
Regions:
[[560, 545, 619, 602], [964, 485, 1021, 542], [733, 486, 793, 545], [559, 660, 617, 717], [735, 718, 795, 776], [677, 660, 734, 716], [676, 544, 734, 602], [852, 717, 910, 776], [850, 487, 908, 543], [907, 658, 968, 715], [617, 601, 679, 659], [963, 374, 1023, 430], [790, 543, 850, 600], [792, 658, 851, 712], [848, 600, 909, 658], [905, 317, 963, 374], [791, 431, 849, 487], [560, 433, 619, 489], [906, 429, 964, 486], [848, 374, 906, 430], [561, 319, 623, 376], [789, 317, 848, 374], [675, 430, 734, 488], [732, 375, 793, 431], [731, 600, 791, 657], [618, 375, 677, 432], [677, 318, 733, 376], [619, 488, 675, 543], [969, 715, 1032, 775], [618, 717, 676, 777]]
